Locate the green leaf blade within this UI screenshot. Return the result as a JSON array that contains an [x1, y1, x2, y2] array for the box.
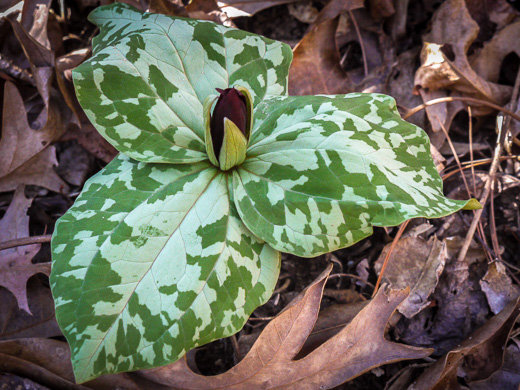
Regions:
[[74, 3, 291, 163], [235, 93, 472, 257], [51, 154, 280, 382]]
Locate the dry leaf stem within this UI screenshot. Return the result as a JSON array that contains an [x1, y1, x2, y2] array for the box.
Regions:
[[372, 221, 409, 297], [403, 96, 520, 123], [0, 234, 52, 251]]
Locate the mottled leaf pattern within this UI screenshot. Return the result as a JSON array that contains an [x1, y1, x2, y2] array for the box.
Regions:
[[72, 3, 292, 163], [50, 154, 280, 382], [52, 3, 477, 384], [233, 94, 471, 256]]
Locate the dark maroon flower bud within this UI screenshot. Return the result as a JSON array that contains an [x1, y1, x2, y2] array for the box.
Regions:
[[210, 87, 247, 158]]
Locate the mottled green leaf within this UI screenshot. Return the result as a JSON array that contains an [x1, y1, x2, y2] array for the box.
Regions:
[[73, 3, 292, 163], [50, 154, 280, 382], [233, 93, 473, 257]]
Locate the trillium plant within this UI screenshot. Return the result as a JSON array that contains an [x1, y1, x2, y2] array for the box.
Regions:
[[50, 3, 479, 383]]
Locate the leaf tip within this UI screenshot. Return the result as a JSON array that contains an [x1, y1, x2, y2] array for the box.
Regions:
[[462, 198, 482, 210]]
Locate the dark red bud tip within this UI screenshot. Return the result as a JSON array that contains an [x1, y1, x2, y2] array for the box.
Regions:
[[210, 87, 247, 158]]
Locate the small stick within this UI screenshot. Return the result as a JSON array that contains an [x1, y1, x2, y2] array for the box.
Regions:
[[441, 156, 519, 180], [468, 107, 477, 197], [0, 234, 52, 251], [372, 221, 409, 297], [348, 10, 368, 77], [403, 96, 520, 123]]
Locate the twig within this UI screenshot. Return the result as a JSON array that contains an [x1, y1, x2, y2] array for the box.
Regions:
[[230, 335, 241, 363], [402, 96, 520, 123], [457, 70, 520, 264], [348, 10, 368, 77], [490, 186, 502, 263], [441, 155, 519, 180], [372, 221, 409, 297], [468, 107, 477, 197], [328, 273, 375, 290], [273, 278, 291, 294], [0, 234, 52, 251]]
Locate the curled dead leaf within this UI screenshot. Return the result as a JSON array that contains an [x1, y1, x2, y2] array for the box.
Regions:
[[412, 297, 520, 389], [414, 0, 512, 114], [472, 21, 520, 85], [0, 338, 150, 390], [480, 261, 520, 315], [375, 236, 447, 318]]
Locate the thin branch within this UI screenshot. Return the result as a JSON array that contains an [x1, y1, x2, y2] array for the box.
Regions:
[[0, 234, 52, 251], [348, 10, 368, 77], [372, 221, 409, 297], [402, 96, 520, 123]]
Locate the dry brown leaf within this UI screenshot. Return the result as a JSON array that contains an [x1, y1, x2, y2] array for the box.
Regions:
[[414, 0, 512, 112], [55, 49, 118, 163], [412, 297, 520, 390], [367, 0, 394, 21], [0, 338, 154, 390], [480, 261, 520, 315], [334, 6, 395, 92], [418, 88, 465, 148], [469, 344, 520, 390], [465, 0, 519, 39], [0, 82, 61, 178], [472, 21, 520, 85], [289, 17, 352, 95], [387, 48, 426, 129], [395, 236, 489, 355], [312, 0, 363, 26], [294, 301, 368, 360], [140, 264, 432, 389], [0, 276, 61, 340], [375, 236, 446, 318], [0, 186, 50, 313], [0, 146, 69, 193], [55, 48, 90, 123], [1, 4, 69, 191], [287, 1, 318, 24], [20, 0, 56, 52], [0, 0, 22, 13]]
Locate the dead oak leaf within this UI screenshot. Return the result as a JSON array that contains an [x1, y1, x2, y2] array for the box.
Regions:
[[289, 16, 352, 96], [0, 186, 50, 314], [0, 145, 69, 193], [0, 81, 61, 177], [140, 264, 432, 390]]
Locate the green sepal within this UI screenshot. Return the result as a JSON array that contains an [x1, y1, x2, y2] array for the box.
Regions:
[[204, 94, 219, 167], [219, 118, 248, 171], [234, 85, 254, 141]]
